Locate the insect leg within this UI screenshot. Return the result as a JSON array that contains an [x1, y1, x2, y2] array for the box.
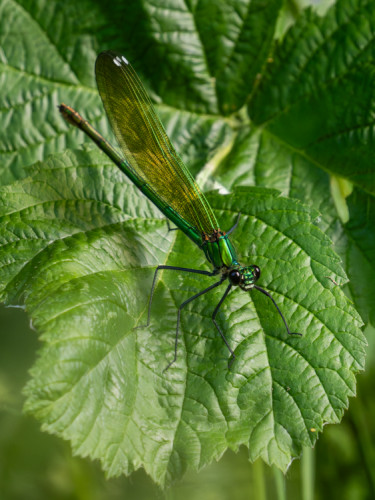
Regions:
[[166, 220, 179, 232], [211, 284, 235, 367], [137, 266, 217, 329], [164, 276, 226, 372], [253, 285, 302, 337], [226, 212, 241, 235]]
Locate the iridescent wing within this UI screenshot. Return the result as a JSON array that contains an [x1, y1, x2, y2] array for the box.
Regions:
[[95, 51, 219, 238]]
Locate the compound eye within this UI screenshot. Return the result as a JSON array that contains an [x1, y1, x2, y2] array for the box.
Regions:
[[229, 270, 241, 285], [252, 265, 261, 281]]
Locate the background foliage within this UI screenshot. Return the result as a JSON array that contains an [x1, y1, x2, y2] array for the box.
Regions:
[[0, 0, 374, 498]]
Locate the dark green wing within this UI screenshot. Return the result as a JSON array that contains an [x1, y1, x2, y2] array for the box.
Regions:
[[95, 51, 219, 238]]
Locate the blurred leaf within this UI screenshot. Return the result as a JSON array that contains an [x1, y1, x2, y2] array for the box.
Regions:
[[249, 0, 375, 195], [0, 150, 365, 485], [342, 190, 375, 326], [0, 410, 160, 500], [315, 323, 375, 500], [330, 176, 354, 224]]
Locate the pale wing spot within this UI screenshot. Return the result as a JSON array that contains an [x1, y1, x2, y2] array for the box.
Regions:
[[113, 57, 122, 67], [122, 56, 129, 65]]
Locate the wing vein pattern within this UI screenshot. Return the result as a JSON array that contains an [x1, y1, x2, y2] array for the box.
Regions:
[[95, 51, 219, 237]]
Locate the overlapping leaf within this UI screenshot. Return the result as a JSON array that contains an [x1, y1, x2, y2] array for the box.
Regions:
[[215, 126, 375, 329]]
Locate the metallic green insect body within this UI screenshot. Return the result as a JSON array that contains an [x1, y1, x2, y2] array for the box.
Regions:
[[59, 51, 300, 370]]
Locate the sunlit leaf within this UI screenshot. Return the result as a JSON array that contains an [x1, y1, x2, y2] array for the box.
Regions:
[[0, 150, 365, 485]]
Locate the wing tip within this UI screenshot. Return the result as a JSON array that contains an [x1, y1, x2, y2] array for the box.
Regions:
[[97, 50, 129, 63]]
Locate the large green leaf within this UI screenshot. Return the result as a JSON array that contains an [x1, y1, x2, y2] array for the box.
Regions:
[[0, 0, 280, 185], [249, 0, 375, 195], [0, 150, 365, 485], [214, 126, 375, 328]]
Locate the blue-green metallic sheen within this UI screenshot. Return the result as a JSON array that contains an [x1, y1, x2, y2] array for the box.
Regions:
[[203, 235, 238, 269]]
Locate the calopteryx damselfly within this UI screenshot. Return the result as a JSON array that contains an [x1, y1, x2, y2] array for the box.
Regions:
[[59, 51, 301, 370]]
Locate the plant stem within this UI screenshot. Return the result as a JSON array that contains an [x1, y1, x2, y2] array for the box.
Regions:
[[348, 398, 375, 497], [273, 467, 286, 500], [253, 459, 266, 500], [302, 446, 315, 500]]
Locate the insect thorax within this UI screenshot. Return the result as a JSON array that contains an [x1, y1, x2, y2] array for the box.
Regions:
[[202, 233, 238, 269]]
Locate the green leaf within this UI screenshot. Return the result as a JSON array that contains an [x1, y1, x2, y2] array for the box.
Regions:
[[340, 189, 375, 326], [96, 0, 281, 115], [0, 150, 365, 485], [0, 0, 279, 184], [193, 0, 282, 114], [249, 0, 375, 195], [0, 0, 104, 184], [215, 127, 337, 230], [215, 126, 375, 328]]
